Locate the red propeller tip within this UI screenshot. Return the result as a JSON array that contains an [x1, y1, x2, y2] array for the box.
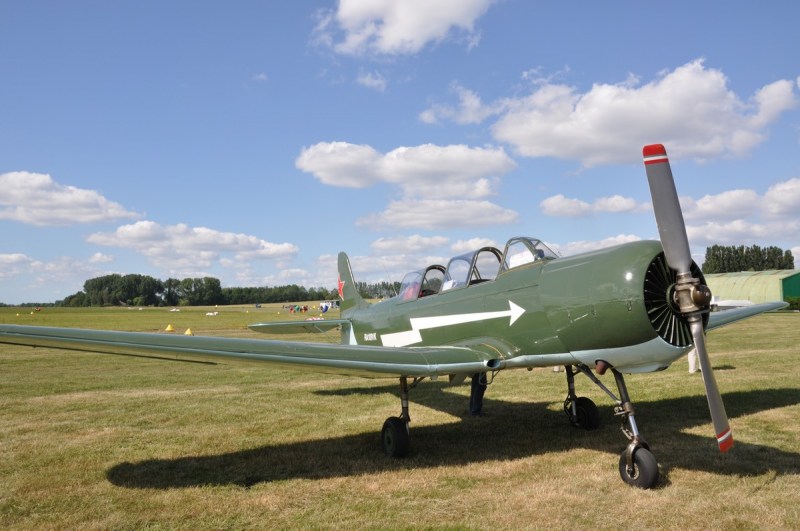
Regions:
[[643, 144, 669, 165], [717, 428, 734, 452], [643, 144, 667, 157]]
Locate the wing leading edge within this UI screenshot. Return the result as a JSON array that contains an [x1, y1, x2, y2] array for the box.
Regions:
[[0, 324, 494, 378]]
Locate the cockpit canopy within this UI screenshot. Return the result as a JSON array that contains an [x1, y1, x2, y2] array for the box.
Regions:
[[395, 237, 557, 301], [398, 264, 446, 301], [442, 247, 503, 291]]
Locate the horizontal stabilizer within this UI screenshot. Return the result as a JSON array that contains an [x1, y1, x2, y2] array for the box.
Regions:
[[248, 319, 349, 335]]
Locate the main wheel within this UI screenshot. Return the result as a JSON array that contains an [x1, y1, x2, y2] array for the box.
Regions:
[[574, 397, 600, 430], [565, 396, 601, 430], [381, 416, 410, 457], [618, 447, 659, 489]]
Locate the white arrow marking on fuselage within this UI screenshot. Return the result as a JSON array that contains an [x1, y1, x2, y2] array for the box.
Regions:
[[380, 300, 525, 347]]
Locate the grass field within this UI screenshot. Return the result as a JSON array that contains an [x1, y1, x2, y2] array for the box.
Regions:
[[1, 305, 798, 529]]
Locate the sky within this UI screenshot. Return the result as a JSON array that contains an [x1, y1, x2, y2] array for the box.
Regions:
[[2, 1, 799, 304]]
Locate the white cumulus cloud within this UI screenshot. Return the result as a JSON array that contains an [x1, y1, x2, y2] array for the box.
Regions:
[[87, 221, 298, 273], [686, 219, 798, 246], [540, 194, 645, 217], [296, 142, 383, 188], [315, 0, 495, 56], [357, 199, 518, 230], [762, 177, 800, 219], [682, 177, 800, 246], [0, 171, 140, 226], [371, 234, 449, 253], [0, 253, 34, 279], [552, 234, 643, 257], [451, 237, 498, 254], [681, 189, 760, 222], [450, 59, 800, 166], [297, 142, 515, 199]]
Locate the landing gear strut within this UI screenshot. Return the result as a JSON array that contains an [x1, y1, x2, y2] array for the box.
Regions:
[[381, 376, 411, 457], [381, 372, 492, 457], [568, 363, 660, 489], [611, 368, 659, 489], [470, 372, 488, 416]]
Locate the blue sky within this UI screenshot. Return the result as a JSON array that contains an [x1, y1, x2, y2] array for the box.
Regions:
[[2, 1, 799, 304]]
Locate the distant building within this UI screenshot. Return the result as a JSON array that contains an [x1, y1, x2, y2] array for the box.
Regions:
[[704, 270, 800, 305]]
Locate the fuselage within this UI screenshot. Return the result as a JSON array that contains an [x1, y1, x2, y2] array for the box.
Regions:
[[343, 240, 692, 373]]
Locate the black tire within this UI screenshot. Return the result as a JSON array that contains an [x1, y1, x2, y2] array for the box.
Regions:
[[574, 397, 601, 430], [618, 447, 659, 489], [381, 417, 410, 457]]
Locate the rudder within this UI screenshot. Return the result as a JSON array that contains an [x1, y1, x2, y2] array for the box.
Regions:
[[337, 252, 369, 312]]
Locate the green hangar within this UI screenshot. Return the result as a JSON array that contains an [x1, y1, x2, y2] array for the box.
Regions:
[[704, 270, 800, 305]]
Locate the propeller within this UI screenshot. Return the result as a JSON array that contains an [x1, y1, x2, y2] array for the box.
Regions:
[[643, 144, 733, 452]]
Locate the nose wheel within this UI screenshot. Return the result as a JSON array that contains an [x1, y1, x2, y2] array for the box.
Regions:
[[618, 446, 658, 488], [566, 363, 660, 489]]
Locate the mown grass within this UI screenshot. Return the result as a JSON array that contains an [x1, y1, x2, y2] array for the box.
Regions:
[[1, 306, 798, 529]]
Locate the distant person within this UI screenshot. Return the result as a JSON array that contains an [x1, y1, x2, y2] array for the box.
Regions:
[[687, 348, 700, 373]]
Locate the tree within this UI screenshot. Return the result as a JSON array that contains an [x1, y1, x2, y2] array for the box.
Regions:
[[162, 278, 181, 306], [175, 277, 224, 306], [200, 277, 223, 305], [177, 278, 203, 306], [80, 273, 163, 306], [60, 291, 88, 307], [84, 274, 122, 305]]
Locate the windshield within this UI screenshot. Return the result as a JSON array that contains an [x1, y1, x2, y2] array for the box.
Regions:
[[502, 237, 558, 271], [398, 270, 424, 301]]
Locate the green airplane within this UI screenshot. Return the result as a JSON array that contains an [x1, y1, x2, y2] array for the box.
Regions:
[[0, 144, 786, 489]]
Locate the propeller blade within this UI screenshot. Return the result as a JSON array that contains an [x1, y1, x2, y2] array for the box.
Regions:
[[643, 143, 732, 452], [690, 319, 733, 452], [643, 144, 692, 273]]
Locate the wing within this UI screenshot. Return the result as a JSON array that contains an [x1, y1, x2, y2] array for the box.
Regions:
[[706, 301, 788, 331], [248, 319, 348, 334], [0, 324, 493, 378]]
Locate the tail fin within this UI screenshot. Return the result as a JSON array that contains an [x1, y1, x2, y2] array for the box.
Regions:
[[337, 252, 369, 312]]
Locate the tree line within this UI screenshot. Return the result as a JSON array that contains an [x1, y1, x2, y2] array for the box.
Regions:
[[54, 274, 405, 307], [57, 274, 340, 307], [356, 280, 401, 299], [702, 244, 794, 274]]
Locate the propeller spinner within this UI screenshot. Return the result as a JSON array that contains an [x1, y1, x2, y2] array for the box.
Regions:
[[643, 144, 733, 452]]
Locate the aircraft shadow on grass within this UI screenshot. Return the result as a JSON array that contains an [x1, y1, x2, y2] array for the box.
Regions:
[[106, 386, 800, 489]]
